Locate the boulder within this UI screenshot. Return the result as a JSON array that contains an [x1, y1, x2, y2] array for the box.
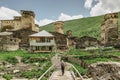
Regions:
[[5, 64, 13, 68], [87, 62, 120, 80], [13, 70, 20, 73]]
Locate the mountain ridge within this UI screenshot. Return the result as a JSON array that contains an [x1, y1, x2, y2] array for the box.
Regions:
[[40, 12, 120, 39]]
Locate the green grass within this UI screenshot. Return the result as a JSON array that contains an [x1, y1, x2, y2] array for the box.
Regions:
[[21, 61, 52, 79], [0, 50, 53, 79], [0, 50, 54, 61], [85, 57, 116, 64], [67, 49, 92, 56], [3, 74, 13, 80], [41, 12, 120, 39], [66, 48, 120, 75], [72, 63, 87, 75]]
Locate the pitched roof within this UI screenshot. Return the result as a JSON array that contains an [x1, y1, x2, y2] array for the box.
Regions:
[[0, 32, 13, 36], [30, 30, 54, 37]]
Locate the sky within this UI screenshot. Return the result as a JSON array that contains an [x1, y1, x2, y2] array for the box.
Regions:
[[0, 0, 120, 26]]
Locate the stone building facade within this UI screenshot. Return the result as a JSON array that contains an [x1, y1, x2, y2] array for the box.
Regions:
[[101, 13, 118, 46], [75, 36, 99, 49], [50, 32, 69, 50], [54, 21, 64, 34], [0, 32, 20, 51], [1, 10, 39, 32], [0, 10, 40, 50]]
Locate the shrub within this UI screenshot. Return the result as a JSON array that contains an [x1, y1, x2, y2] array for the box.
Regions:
[[3, 74, 13, 80], [0, 66, 4, 71], [21, 70, 36, 79], [21, 56, 47, 63], [5, 57, 18, 65]]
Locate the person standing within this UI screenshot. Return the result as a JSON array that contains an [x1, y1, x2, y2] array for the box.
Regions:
[[61, 60, 65, 75]]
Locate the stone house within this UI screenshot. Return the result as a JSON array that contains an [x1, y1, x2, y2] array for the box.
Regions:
[[49, 21, 70, 50], [29, 30, 56, 53], [75, 36, 99, 49], [12, 28, 37, 49], [1, 10, 39, 32], [0, 32, 20, 51], [0, 10, 40, 49], [50, 32, 69, 50]]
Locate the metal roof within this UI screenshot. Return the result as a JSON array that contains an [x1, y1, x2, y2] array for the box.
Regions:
[[0, 32, 13, 36], [30, 30, 54, 37]]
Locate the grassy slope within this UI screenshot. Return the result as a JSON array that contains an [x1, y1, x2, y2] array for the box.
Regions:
[[40, 12, 120, 39]]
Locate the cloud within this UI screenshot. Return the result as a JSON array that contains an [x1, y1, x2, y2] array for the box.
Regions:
[[90, 0, 120, 16], [0, 6, 84, 26], [0, 6, 21, 20], [0, 6, 40, 26], [84, 0, 93, 9], [58, 13, 83, 21], [39, 13, 83, 26], [38, 19, 55, 26]]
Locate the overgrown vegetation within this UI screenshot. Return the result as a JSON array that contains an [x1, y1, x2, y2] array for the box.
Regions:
[[2, 74, 13, 80], [20, 62, 52, 79], [0, 50, 54, 79], [5, 57, 18, 65], [21, 56, 48, 63], [0, 50, 54, 61], [73, 63, 87, 75], [66, 48, 120, 75]]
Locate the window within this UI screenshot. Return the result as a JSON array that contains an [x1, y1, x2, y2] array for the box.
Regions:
[[10, 39, 12, 41], [36, 46, 39, 51], [41, 37, 45, 42], [41, 46, 46, 51]]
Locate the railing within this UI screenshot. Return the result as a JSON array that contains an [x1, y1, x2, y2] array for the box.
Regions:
[[30, 41, 55, 46], [70, 64, 84, 80], [38, 64, 55, 80]]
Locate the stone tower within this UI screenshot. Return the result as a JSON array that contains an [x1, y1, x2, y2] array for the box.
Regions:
[[21, 10, 35, 29], [54, 21, 64, 34], [101, 13, 118, 46], [1, 10, 39, 32], [66, 30, 72, 37]]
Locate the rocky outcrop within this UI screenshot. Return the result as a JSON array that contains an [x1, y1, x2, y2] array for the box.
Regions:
[[87, 62, 120, 80]]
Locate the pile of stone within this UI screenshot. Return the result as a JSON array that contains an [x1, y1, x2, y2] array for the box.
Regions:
[[87, 62, 120, 80]]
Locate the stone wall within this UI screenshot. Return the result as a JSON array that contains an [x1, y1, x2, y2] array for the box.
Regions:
[[2, 44, 19, 51], [87, 62, 120, 80], [75, 36, 99, 49], [0, 35, 20, 51], [12, 28, 36, 49]]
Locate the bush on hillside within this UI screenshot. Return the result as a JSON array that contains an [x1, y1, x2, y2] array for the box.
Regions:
[[21, 56, 47, 63], [3, 74, 13, 80], [5, 57, 18, 65], [20, 70, 36, 79]]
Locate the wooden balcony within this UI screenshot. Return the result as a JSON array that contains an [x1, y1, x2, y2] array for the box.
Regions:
[[30, 40, 55, 46]]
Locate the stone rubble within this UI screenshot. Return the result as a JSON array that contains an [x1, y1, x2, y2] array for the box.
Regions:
[[87, 62, 120, 80]]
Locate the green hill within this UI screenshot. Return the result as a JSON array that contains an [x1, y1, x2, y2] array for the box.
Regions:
[[40, 12, 120, 39]]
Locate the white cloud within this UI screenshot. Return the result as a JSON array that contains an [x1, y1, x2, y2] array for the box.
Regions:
[[58, 13, 83, 21], [0, 6, 84, 27], [90, 0, 120, 16], [38, 19, 55, 26], [39, 13, 83, 26], [0, 6, 21, 20], [84, 0, 93, 9]]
